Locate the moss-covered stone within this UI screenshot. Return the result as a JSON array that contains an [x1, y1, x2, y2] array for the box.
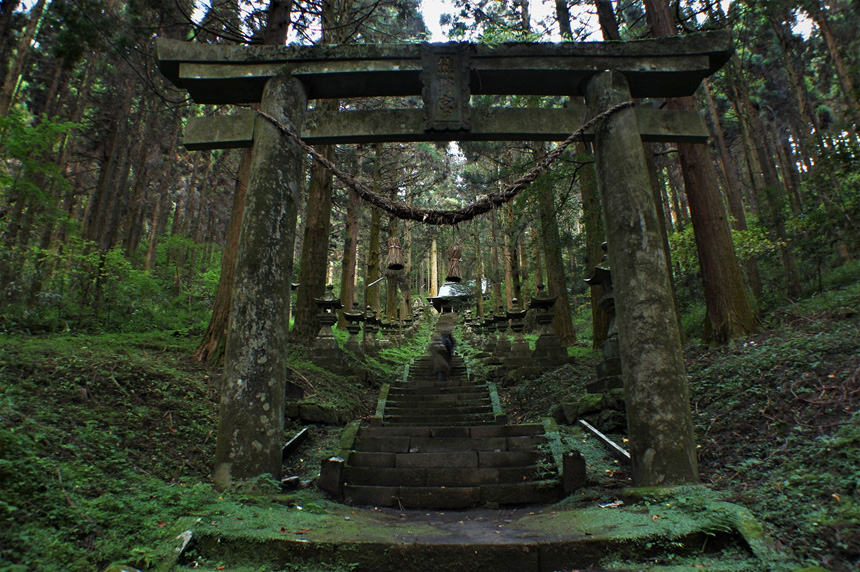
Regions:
[[160, 487, 773, 571]]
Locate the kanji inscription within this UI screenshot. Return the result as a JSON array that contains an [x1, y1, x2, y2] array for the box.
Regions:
[[421, 44, 471, 131]]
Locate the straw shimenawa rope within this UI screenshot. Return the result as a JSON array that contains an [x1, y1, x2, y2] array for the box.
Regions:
[[257, 100, 634, 226]]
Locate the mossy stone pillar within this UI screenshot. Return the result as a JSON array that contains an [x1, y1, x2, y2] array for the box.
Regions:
[[585, 70, 698, 487], [214, 73, 308, 489]]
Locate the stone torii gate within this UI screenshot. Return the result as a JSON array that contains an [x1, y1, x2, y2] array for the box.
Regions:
[[156, 32, 733, 489]]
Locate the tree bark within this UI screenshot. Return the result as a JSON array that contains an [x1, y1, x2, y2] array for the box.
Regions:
[[337, 188, 359, 328], [535, 154, 576, 346], [644, 144, 685, 342], [429, 236, 438, 298], [734, 75, 803, 298], [577, 142, 610, 349], [194, 149, 253, 362], [644, 0, 757, 344], [291, 140, 335, 342], [386, 217, 399, 321], [473, 223, 485, 317], [593, 0, 621, 40], [554, 0, 572, 39], [365, 146, 382, 310], [195, 0, 294, 362], [489, 209, 503, 312], [503, 210, 514, 309], [0, 0, 45, 115], [810, 2, 860, 128]]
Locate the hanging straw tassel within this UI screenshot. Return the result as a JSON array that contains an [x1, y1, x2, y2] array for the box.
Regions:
[[386, 237, 404, 271], [446, 245, 462, 283]]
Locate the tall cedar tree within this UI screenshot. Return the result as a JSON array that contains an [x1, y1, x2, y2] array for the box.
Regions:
[[643, 0, 758, 344], [195, 0, 294, 362]]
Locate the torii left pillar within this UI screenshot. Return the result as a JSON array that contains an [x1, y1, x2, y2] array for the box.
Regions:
[[214, 73, 307, 489]]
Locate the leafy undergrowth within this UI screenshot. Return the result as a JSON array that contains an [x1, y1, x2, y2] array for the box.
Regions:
[[0, 327, 412, 571], [688, 288, 860, 571], [498, 277, 860, 571]]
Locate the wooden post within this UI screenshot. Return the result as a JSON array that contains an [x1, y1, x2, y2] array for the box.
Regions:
[[585, 70, 698, 487], [214, 73, 307, 489], [430, 237, 438, 298]]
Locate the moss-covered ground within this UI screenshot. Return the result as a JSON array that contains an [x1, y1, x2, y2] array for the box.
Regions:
[[498, 266, 860, 572], [1, 267, 857, 571]]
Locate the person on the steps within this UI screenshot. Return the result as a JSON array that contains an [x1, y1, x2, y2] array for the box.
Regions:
[[441, 332, 456, 366], [429, 333, 451, 381]]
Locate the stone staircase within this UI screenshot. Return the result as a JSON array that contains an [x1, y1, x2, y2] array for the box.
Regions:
[[341, 354, 562, 508]]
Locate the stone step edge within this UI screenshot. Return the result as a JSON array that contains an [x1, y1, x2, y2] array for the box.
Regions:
[[350, 434, 546, 454], [343, 464, 548, 487], [342, 481, 562, 508]]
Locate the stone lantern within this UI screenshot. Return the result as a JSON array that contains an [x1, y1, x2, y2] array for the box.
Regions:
[[506, 298, 530, 367], [313, 284, 344, 368], [585, 245, 622, 392], [481, 314, 497, 354], [343, 301, 365, 357], [529, 284, 568, 366], [491, 304, 510, 361], [362, 305, 380, 357]]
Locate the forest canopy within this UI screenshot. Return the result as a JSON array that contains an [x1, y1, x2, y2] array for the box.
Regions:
[[0, 0, 857, 345]]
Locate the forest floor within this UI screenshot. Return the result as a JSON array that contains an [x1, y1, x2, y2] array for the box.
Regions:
[[1, 270, 858, 571]]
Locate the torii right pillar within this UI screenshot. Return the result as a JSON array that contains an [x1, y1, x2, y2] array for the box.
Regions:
[[585, 70, 698, 487]]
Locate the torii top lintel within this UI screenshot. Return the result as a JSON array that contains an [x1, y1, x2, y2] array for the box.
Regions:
[[156, 31, 732, 105]]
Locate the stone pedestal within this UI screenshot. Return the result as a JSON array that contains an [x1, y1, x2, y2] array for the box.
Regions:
[[506, 299, 531, 367], [362, 306, 380, 357], [585, 262, 623, 393], [490, 306, 510, 363], [529, 285, 569, 367], [482, 316, 497, 354], [312, 285, 345, 369], [343, 302, 365, 358]]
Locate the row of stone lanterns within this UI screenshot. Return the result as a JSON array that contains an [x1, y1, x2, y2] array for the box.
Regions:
[[311, 284, 423, 372], [463, 284, 570, 369]]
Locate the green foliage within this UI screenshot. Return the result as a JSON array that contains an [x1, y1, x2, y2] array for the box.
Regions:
[[1, 237, 222, 334], [0, 111, 76, 199]]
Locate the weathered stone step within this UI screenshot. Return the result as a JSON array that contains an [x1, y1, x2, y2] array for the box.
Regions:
[[384, 413, 495, 425], [343, 481, 561, 508], [396, 380, 474, 389], [352, 435, 542, 454], [388, 385, 487, 395], [343, 484, 479, 509], [385, 400, 492, 411], [348, 450, 541, 469], [386, 396, 490, 405], [384, 405, 493, 417], [359, 423, 545, 439], [408, 368, 467, 377], [385, 400, 492, 410], [344, 465, 544, 487]]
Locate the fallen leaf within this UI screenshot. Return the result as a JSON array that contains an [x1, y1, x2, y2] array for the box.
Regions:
[[157, 521, 167, 528]]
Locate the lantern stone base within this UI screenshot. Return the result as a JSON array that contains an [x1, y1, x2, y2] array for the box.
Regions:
[[532, 334, 569, 366]]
